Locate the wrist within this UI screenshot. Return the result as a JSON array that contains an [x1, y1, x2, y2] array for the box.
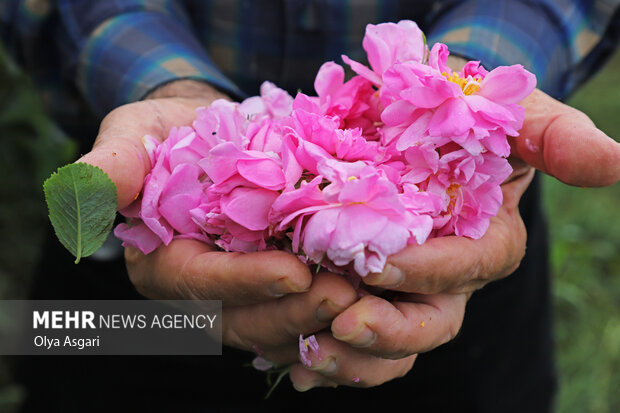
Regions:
[[145, 79, 230, 103]]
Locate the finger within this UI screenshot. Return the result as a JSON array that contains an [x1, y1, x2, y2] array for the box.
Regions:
[[224, 272, 358, 354], [502, 167, 536, 207], [512, 89, 620, 187], [125, 238, 313, 305], [289, 366, 339, 391], [77, 99, 200, 209], [331, 294, 466, 359], [258, 347, 301, 366], [289, 332, 417, 390], [363, 169, 534, 293], [505, 157, 532, 183]]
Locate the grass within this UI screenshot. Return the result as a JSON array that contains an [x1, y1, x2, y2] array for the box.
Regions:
[[545, 50, 620, 413]]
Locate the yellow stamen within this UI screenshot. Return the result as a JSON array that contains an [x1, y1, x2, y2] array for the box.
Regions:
[[442, 72, 481, 95], [347, 176, 357, 181], [420, 321, 425, 328], [446, 183, 461, 211]]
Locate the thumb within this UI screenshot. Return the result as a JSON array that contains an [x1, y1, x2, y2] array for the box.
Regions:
[[512, 89, 620, 187], [77, 98, 201, 209]]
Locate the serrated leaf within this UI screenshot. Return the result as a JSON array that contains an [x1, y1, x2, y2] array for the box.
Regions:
[[43, 163, 117, 264]]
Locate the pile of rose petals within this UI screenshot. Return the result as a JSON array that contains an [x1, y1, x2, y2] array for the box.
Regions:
[[115, 20, 536, 277]]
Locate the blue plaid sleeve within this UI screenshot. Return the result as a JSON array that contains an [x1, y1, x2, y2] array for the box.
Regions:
[[58, 1, 244, 116], [426, 0, 620, 99]]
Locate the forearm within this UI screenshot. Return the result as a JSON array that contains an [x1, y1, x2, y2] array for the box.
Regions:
[[53, 1, 243, 116]]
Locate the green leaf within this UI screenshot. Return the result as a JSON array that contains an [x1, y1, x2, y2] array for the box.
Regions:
[[43, 163, 117, 264]]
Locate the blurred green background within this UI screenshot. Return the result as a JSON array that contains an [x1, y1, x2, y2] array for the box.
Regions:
[[544, 50, 620, 413], [0, 44, 618, 412]]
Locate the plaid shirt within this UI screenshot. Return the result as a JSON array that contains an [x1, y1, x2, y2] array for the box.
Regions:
[[1, 0, 619, 122]]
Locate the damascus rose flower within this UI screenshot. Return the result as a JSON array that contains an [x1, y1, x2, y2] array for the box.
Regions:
[[251, 356, 275, 372], [194, 81, 294, 154], [424, 148, 513, 238], [242, 81, 294, 153], [299, 334, 321, 367], [193, 99, 250, 150], [114, 127, 211, 254], [195, 142, 286, 252], [380, 43, 536, 157], [311, 62, 382, 137], [274, 160, 432, 276], [239, 80, 294, 122], [342, 20, 427, 85], [285, 105, 385, 175]]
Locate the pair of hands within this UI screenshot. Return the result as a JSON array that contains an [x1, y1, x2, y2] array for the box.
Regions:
[[79, 77, 620, 391]]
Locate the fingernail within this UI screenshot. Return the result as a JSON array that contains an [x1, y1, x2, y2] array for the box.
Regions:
[[366, 264, 404, 288], [268, 278, 304, 297], [308, 357, 338, 375], [293, 382, 317, 392], [315, 299, 343, 323], [334, 324, 376, 348]]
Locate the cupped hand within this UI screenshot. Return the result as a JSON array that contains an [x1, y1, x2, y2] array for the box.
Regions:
[[362, 88, 620, 296], [76, 80, 360, 355], [292, 88, 620, 390], [287, 155, 532, 390], [288, 291, 467, 390], [78, 80, 313, 305], [288, 158, 533, 391]]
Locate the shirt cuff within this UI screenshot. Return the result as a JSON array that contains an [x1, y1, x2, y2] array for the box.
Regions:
[[77, 11, 245, 116], [426, 0, 571, 99]]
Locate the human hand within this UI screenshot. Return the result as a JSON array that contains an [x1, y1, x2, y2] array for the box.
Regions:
[[288, 167, 533, 390], [361, 88, 620, 295], [79, 80, 312, 304], [288, 291, 468, 390], [291, 79, 620, 391], [76, 80, 360, 355]]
